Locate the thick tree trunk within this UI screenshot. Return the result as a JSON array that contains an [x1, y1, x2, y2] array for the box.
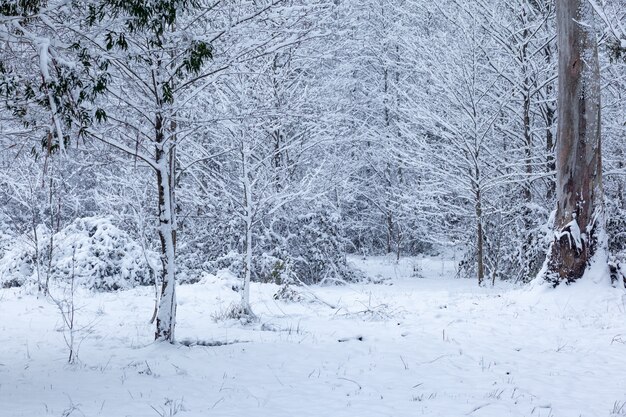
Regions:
[[546, 0, 604, 284]]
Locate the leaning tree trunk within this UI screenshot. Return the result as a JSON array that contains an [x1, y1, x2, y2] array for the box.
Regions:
[[546, 0, 604, 284]]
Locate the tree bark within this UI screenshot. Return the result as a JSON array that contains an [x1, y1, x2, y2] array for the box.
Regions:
[[155, 113, 177, 341], [241, 141, 254, 316], [546, 0, 604, 284], [544, 43, 557, 201], [475, 188, 485, 286]]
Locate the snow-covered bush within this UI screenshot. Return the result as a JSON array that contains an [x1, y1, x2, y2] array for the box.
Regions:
[[284, 210, 362, 284], [606, 197, 626, 259], [200, 207, 362, 286], [497, 203, 552, 283], [261, 209, 362, 285], [238, 208, 363, 285], [0, 217, 159, 291], [0, 214, 13, 259], [0, 239, 35, 288], [455, 200, 551, 284], [606, 194, 626, 287], [273, 284, 303, 302]]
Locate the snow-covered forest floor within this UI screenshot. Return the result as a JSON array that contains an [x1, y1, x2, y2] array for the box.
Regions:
[[1, 256, 625, 417]]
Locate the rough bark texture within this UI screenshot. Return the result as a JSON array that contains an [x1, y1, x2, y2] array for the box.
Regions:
[[547, 0, 604, 284]]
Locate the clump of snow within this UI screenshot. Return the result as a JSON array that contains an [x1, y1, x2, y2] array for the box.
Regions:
[[0, 216, 159, 291], [520, 227, 618, 315]]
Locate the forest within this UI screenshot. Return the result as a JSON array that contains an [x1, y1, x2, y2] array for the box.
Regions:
[[1, 0, 625, 416]]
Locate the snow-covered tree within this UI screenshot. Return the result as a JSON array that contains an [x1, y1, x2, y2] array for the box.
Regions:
[[544, 0, 605, 284]]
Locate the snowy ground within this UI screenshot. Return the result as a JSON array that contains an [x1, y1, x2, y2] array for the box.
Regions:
[[1, 255, 626, 417]]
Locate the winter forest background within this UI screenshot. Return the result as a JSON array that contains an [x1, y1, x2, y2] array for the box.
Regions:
[[1, 1, 626, 416], [3, 0, 625, 294]]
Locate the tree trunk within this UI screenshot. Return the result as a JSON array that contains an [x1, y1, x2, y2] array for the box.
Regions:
[[241, 141, 254, 316], [521, 21, 533, 204], [155, 113, 177, 342], [476, 189, 485, 286], [386, 212, 393, 255], [544, 43, 557, 201], [546, 0, 604, 284]]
